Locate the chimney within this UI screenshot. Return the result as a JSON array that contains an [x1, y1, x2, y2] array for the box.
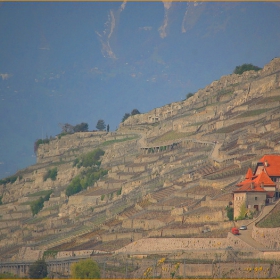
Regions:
[[264, 160, 268, 167], [261, 182, 264, 188], [251, 182, 254, 189]]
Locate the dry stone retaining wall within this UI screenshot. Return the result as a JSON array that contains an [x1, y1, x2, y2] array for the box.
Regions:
[[122, 219, 166, 230], [252, 225, 280, 249]]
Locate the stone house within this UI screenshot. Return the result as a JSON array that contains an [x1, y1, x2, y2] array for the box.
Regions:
[[233, 155, 280, 219]]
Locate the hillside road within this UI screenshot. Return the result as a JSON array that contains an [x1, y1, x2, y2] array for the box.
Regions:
[[235, 201, 279, 251]]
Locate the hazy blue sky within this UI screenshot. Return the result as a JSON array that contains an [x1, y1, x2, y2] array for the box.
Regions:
[[1, 2, 280, 179]]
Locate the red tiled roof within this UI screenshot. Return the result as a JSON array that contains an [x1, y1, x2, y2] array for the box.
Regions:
[[253, 170, 275, 186], [234, 182, 266, 193], [245, 167, 253, 179], [235, 170, 275, 193], [258, 154, 280, 176]]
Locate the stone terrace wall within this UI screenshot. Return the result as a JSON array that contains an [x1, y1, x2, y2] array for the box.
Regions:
[[115, 234, 254, 254], [177, 210, 227, 224], [252, 225, 280, 249], [29, 250, 94, 260], [122, 219, 166, 230], [68, 195, 100, 206], [102, 232, 143, 242], [148, 221, 233, 237], [16, 247, 44, 261]]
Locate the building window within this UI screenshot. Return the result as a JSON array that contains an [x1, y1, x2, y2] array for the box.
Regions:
[[255, 197, 258, 201]]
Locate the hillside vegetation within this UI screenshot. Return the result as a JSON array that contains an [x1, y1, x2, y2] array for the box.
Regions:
[[0, 58, 280, 274]]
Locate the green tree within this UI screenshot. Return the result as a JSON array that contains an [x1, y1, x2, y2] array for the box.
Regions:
[[226, 206, 234, 221], [106, 124, 109, 132], [186, 92, 194, 99], [28, 259, 48, 279], [30, 191, 52, 216], [30, 197, 44, 216], [66, 176, 82, 196], [74, 122, 89, 132], [96, 119, 106, 131], [131, 108, 140, 115], [122, 113, 130, 122], [70, 259, 100, 279], [233, 63, 261, 75], [59, 123, 74, 134]]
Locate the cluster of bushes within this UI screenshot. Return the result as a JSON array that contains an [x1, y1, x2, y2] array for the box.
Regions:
[[30, 190, 52, 216], [60, 122, 88, 134], [43, 167, 58, 181], [233, 63, 261, 75], [66, 148, 107, 196], [57, 122, 89, 139], [34, 138, 50, 154], [73, 148, 105, 168], [122, 109, 141, 122], [66, 168, 108, 196], [0, 175, 19, 185]]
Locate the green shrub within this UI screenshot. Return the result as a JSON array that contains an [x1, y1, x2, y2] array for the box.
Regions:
[[226, 206, 234, 221], [43, 250, 58, 259], [73, 158, 79, 167], [73, 148, 105, 168], [43, 167, 58, 181], [43, 190, 52, 201], [186, 92, 194, 99], [117, 188, 122, 196], [58, 132, 68, 139], [70, 259, 100, 279], [30, 190, 52, 216], [101, 194, 105, 201], [0, 175, 18, 185], [66, 148, 107, 197], [233, 63, 261, 75], [66, 176, 83, 196], [30, 197, 44, 216], [34, 138, 50, 154], [66, 168, 108, 197]]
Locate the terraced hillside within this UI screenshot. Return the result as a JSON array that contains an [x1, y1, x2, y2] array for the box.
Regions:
[[1, 58, 280, 276]]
